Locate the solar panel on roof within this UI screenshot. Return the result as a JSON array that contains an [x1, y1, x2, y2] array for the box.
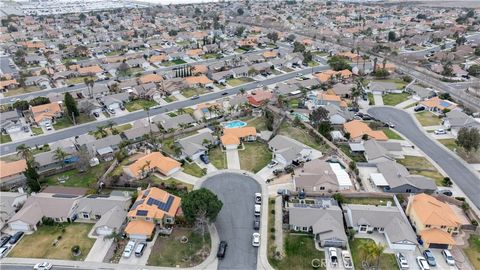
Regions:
[[131, 199, 144, 210], [137, 210, 148, 216], [163, 195, 174, 212]]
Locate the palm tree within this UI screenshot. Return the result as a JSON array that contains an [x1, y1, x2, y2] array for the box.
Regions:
[[177, 108, 186, 115], [53, 147, 68, 168], [141, 160, 151, 178], [95, 125, 107, 138], [16, 144, 32, 161], [84, 77, 95, 99]]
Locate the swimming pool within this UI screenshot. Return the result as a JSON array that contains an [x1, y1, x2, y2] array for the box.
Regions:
[[223, 120, 247, 129]]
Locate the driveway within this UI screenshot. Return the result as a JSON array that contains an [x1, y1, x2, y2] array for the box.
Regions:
[[368, 107, 480, 210], [226, 149, 241, 169], [202, 173, 261, 270], [85, 238, 113, 262], [373, 93, 384, 106]]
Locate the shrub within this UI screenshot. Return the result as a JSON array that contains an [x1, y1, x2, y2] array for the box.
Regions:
[[71, 245, 81, 256], [270, 235, 276, 240], [271, 209, 275, 215], [270, 228, 275, 233]]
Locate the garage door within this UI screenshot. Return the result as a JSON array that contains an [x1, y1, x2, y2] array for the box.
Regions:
[[323, 240, 345, 248], [428, 243, 449, 249]]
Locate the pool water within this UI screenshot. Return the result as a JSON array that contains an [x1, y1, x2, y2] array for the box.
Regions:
[[223, 120, 247, 128]]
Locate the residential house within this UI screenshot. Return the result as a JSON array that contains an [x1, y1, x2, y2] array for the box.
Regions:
[[0, 159, 27, 188], [367, 82, 402, 94], [78, 65, 104, 76], [184, 75, 213, 88], [31, 102, 63, 126], [372, 161, 437, 193], [443, 110, 480, 137], [0, 110, 23, 135], [123, 120, 160, 142], [220, 126, 257, 150], [406, 193, 468, 249], [268, 135, 312, 165], [34, 145, 78, 174], [363, 140, 403, 163], [103, 92, 129, 111], [139, 73, 163, 84], [0, 191, 28, 229], [123, 152, 181, 179], [177, 131, 214, 160], [420, 96, 457, 113], [247, 89, 273, 107], [125, 187, 181, 240], [343, 120, 388, 141], [76, 134, 122, 160], [0, 79, 19, 92], [288, 204, 347, 248], [408, 85, 436, 101], [325, 105, 354, 125], [330, 83, 354, 98], [294, 159, 352, 193], [153, 113, 196, 131]]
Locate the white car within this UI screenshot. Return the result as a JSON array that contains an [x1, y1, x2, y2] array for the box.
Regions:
[[123, 240, 136, 258], [328, 247, 338, 266], [396, 252, 409, 269], [442, 249, 455, 266], [416, 256, 430, 270], [33, 262, 53, 270], [434, 129, 447, 135], [252, 232, 260, 247], [45, 123, 52, 131], [267, 160, 278, 168]]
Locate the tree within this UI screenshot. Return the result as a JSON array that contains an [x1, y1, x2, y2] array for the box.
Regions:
[[442, 177, 453, 187], [319, 122, 332, 140], [235, 26, 245, 37], [332, 193, 345, 204], [442, 62, 453, 77], [457, 127, 480, 153], [16, 144, 32, 161], [181, 188, 223, 224], [64, 92, 79, 117], [373, 68, 390, 78], [79, 13, 86, 21], [388, 31, 397, 42], [24, 160, 41, 192], [327, 56, 352, 71], [168, 29, 178, 36], [293, 41, 306, 53], [475, 47, 480, 56], [53, 147, 68, 168], [76, 148, 90, 172], [467, 64, 480, 76], [117, 62, 130, 76], [266, 32, 279, 44], [286, 34, 296, 43], [456, 36, 467, 46], [29, 96, 50, 106], [83, 77, 95, 98], [13, 100, 29, 111], [95, 125, 108, 138], [309, 107, 329, 128], [73, 45, 89, 58], [237, 8, 244, 15]]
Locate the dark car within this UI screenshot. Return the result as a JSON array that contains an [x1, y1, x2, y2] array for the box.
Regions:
[[0, 235, 11, 247], [200, 154, 210, 164], [9, 231, 24, 245], [414, 106, 425, 112], [217, 241, 228, 259], [93, 112, 100, 117], [221, 92, 228, 95], [423, 250, 436, 266], [254, 219, 260, 230], [68, 84, 75, 87]]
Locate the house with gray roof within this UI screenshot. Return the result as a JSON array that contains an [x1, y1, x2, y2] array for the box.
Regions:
[[374, 161, 437, 193], [77, 134, 122, 160], [443, 110, 480, 137], [331, 83, 354, 98], [177, 131, 214, 160], [153, 113, 196, 131], [122, 120, 160, 142], [288, 204, 347, 248], [294, 159, 352, 193], [344, 203, 418, 251], [34, 145, 78, 174], [363, 140, 403, 164], [408, 84, 436, 101], [367, 81, 402, 94], [268, 135, 312, 165], [0, 191, 27, 229], [324, 104, 354, 125], [93, 205, 128, 236]]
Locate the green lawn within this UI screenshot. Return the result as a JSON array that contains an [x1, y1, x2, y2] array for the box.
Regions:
[[350, 238, 397, 270], [182, 162, 206, 177], [125, 99, 157, 112], [368, 93, 374, 105], [66, 76, 95, 85], [31, 127, 43, 135], [372, 79, 407, 90], [162, 59, 187, 66], [53, 114, 95, 130], [414, 111, 442, 126], [270, 234, 326, 270], [438, 139, 480, 164], [239, 141, 272, 173], [246, 117, 267, 131], [4, 85, 41, 97], [382, 92, 410, 106], [180, 87, 210, 98], [163, 95, 177, 103], [344, 197, 394, 206], [201, 53, 221, 59], [338, 144, 367, 163], [382, 128, 403, 140], [397, 155, 444, 186], [0, 134, 12, 144], [226, 77, 254, 87], [208, 146, 227, 170], [463, 234, 480, 270], [307, 61, 318, 67], [151, 176, 193, 191], [278, 122, 330, 152], [9, 223, 95, 261], [115, 124, 132, 133], [289, 99, 300, 109], [44, 162, 110, 188], [147, 228, 210, 268]]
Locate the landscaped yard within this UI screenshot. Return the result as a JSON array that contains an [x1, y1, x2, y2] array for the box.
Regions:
[[382, 92, 410, 106], [338, 144, 366, 163], [44, 162, 110, 188], [151, 176, 193, 191], [344, 197, 394, 206], [147, 228, 210, 268], [438, 139, 480, 164], [397, 155, 444, 186], [163, 95, 177, 103], [368, 93, 374, 105], [208, 146, 227, 170], [53, 114, 95, 130], [0, 134, 12, 144], [162, 59, 187, 66], [31, 127, 43, 135], [125, 99, 157, 112], [269, 233, 326, 270], [349, 238, 397, 270], [245, 116, 267, 131], [66, 76, 95, 85], [414, 111, 442, 126], [226, 77, 254, 87], [180, 87, 210, 98], [372, 79, 407, 90], [382, 128, 403, 140], [4, 85, 41, 97], [278, 122, 330, 152], [9, 223, 95, 261], [201, 53, 221, 59], [239, 141, 272, 173], [182, 162, 206, 177], [463, 234, 480, 270]]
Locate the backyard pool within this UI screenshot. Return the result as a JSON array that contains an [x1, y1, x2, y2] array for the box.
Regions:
[[223, 120, 247, 129]]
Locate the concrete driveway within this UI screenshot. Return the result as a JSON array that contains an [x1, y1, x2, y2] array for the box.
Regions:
[[368, 107, 480, 210], [202, 173, 261, 270], [226, 149, 241, 169], [85, 237, 113, 262]]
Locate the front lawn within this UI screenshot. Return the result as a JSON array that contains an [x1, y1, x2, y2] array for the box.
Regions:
[[162, 59, 187, 66], [125, 99, 157, 112], [163, 95, 177, 103], [239, 141, 272, 173], [0, 134, 12, 144], [31, 127, 43, 135], [53, 114, 95, 130], [382, 128, 403, 140], [368, 93, 374, 105], [208, 146, 227, 170], [226, 77, 254, 87], [372, 79, 407, 90], [382, 92, 410, 106], [66, 76, 95, 85], [344, 197, 394, 206], [182, 162, 206, 177], [147, 228, 210, 268], [44, 162, 110, 188], [270, 234, 326, 270], [278, 122, 330, 152], [180, 87, 210, 98], [201, 53, 221, 59], [438, 139, 480, 164], [9, 223, 95, 261], [397, 155, 444, 186], [414, 111, 442, 126], [152, 176, 193, 191], [350, 238, 397, 270], [4, 85, 41, 97], [463, 234, 480, 270]]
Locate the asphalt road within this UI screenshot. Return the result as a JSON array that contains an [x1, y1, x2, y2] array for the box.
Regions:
[[202, 173, 261, 270], [0, 48, 272, 105], [0, 56, 18, 75], [0, 264, 88, 270], [0, 64, 328, 156], [368, 107, 480, 209]]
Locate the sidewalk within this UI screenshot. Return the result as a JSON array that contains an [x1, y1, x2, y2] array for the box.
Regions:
[[274, 196, 284, 257], [395, 98, 417, 109], [158, 171, 199, 186]]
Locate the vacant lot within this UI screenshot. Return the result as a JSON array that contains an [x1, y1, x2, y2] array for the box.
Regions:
[[397, 155, 444, 186], [239, 141, 272, 173], [270, 234, 326, 270], [382, 92, 410, 106], [438, 138, 480, 164], [208, 146, 227, 170], [9, 223, 95, 261], [226, 77, 254, 87], [350, 238, 397, 270], [147, 228, 210, 268], [125, 99, 157, 112], [464, 234, 480, 270], [44, 162, 110, 188], [414, 111, 442, 126]]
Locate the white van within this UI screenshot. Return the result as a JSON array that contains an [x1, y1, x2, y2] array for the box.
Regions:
[[254, 204, 261, 217]]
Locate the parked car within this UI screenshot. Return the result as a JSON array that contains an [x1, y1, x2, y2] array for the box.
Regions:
[[267, 160, 278, 168], [435, 189, 453, 196], [0, 246, 9, 258], [328, 247, 338, 267], [33, 262, 53, 270], [45, 123, 52, 131], [341, 250, 353, 269], [123, 240, 136, 258], [221, 92, 228, 95], [423, 250, 436, 266], [252, 233, 260, 247], [9, 231, 24, 245], [414, 105, 425, 112], [200, 154, 210, 164], [254, 193, 262, 204], [253, 219, 260, 230], [276, 188, 289, 195], [108, 108, 116, 115], [386, 121, 395, 128], [217, 241, 228, 259], [254, 204, 261, 217], [134, 242, 147, 257], [191, 95, 200, 100], [0, 235, 11, 247], [396, 252, 409, 269], [416, 256, 430, 270], [442, 249, 455, 266], [93, 112, 100, 118], [68, 84, 75, 87], [434, 129, 447, 135]]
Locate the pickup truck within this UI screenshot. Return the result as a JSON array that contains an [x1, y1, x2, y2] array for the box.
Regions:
[[341, 250, 353, 269]]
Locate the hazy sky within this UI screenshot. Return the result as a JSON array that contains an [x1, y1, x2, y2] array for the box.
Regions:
[[138, 0, 219, 4]]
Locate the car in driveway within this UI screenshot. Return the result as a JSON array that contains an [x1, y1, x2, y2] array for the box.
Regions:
[[217, 241, 227, 259], [434, 129, 447, 135], [328, 247, 338, 267], [134, 242, 147, 257], [442, 249, 455, 266], [33, 262, 53, 270], [416, 256, 430, 270], [414, 105, 425, 112], [200, 154, 210, 164], [0, 235, 11, 247], [254, 204, 261, 216], [9, 231, 24, 244], [123, 240, 136, 258], [252, 233, 260, 247], [396, 252, 409, 269], [423, 250, 436, 266], [267, 160, 278, 168], [435, 189, 453, 196]]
